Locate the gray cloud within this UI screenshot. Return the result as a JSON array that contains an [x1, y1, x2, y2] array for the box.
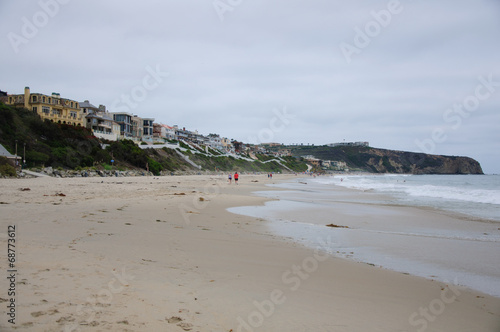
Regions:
[[1, 0, 499, 172]]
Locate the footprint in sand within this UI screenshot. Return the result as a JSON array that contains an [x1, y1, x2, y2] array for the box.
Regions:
[[31, 311, 45, 317], [56, 316, 75, 323], [167, 315, 193, 331], [166, 316, 182, 324], [177, 322, 194, 331]]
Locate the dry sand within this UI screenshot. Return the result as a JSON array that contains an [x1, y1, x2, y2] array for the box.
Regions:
[[0, 174, 499, 331]]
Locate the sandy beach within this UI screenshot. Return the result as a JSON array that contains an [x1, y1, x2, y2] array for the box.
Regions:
[[1, 174, 499, 332]]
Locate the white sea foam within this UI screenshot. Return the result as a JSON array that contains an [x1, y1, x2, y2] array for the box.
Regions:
[[309, 174, 500, 220]]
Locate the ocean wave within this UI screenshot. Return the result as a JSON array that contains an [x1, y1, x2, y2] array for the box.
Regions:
[[312, 175, 500, 206], [404, 185, 500, 205]]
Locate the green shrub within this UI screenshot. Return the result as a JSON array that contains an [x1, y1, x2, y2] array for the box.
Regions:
[[107, 140, 148, 168], [147, 158, 162, 175], [0, 157, 16, 177], [179, 141, 191, 150], [26, 150, 50, 167], [0, 164, 16, 177]]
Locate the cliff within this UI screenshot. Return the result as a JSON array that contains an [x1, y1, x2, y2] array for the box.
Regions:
[[287, 145, 483, 174]]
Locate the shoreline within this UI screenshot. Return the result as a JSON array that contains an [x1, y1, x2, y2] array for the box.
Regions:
[[231, 176, 500, 298], [0, 175, 499, 331]]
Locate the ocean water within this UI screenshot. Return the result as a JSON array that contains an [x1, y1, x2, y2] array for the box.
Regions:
[[228, 174, 500, 297], [315, 174, 500, 221]]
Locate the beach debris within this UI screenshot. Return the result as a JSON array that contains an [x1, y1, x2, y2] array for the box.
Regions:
[[45, 192, 66, 197], [125, 223, 132, 225], [199, 197, 205, 201], [326, 223, 349, 228], [251, 180, 258, 182], [174, 193, 186, 195], [299, 182, 307, 185], [20, 187, 31, 191], [117, 320, 129, 325]]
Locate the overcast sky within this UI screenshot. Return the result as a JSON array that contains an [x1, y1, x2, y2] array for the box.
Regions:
[[1, 0, 499, 173]]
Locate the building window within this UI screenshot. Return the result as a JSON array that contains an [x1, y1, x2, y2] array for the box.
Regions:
[[70, 111, 77, 119], [70, 102, 74, 108], [32, 96, 37, 102], [32, 107, 37, 112], [42, 96, 46, 103], [42, 106, 50, 114]]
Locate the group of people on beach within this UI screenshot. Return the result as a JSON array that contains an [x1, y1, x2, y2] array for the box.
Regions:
[[228, 172, 239, 184]]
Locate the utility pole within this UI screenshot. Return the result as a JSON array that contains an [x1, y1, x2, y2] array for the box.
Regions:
[[15, 140, 18, 168]]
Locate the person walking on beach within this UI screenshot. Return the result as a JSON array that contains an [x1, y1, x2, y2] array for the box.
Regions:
[[234, 172, 239, 185], [228, 173, 232, 184]]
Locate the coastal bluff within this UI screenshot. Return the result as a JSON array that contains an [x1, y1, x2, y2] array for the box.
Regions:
[[287, 145, 484, 174]]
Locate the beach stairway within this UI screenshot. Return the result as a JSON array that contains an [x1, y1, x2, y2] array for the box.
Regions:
[[174, 149, 202, 170], [21, 170, 51, 178]]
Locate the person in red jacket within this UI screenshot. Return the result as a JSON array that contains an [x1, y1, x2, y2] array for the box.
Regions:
[[234, 172, 239, 185]]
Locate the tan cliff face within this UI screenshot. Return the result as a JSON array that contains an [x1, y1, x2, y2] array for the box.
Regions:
[[367, 151, 483, 174], [289, 146, 484, 175], [412, 156, 483, 175], [364, 149, 483, 174]]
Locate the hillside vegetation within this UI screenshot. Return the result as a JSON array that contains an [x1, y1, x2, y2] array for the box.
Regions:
[[0, 103, 307, 175]]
